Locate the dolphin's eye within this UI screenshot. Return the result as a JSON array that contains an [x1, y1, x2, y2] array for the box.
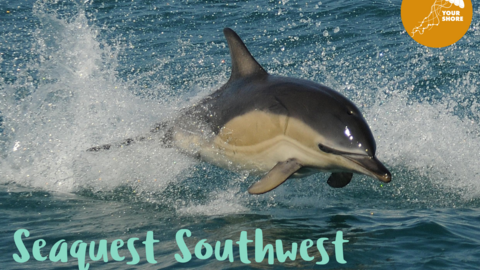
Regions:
[[347, 110, 354, 115], [318, 144, 335, 154]]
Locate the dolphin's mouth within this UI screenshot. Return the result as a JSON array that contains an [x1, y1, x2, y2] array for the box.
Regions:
[[343, 155, 391, 183]]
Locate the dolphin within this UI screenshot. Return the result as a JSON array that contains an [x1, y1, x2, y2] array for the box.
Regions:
[[88, 28, 391, 194]]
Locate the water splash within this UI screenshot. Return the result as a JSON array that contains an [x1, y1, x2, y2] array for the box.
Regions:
[[0, 1, 189, 194]]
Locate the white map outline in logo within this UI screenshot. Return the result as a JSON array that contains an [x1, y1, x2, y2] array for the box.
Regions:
[[411, 0, 465, 36]]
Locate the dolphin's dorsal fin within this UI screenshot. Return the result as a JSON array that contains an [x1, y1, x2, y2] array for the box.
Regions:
[[223, 28, 268, 81], [248, 158, 302, 194]]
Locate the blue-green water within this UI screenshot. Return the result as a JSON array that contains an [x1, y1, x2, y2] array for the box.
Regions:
[[1, 0, 480, 269]]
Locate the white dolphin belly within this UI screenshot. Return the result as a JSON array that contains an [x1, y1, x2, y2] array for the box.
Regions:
[[205, 135, 334, 173]]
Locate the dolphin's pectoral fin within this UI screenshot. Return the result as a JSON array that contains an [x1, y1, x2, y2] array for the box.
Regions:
[[327, 173, 353, 188], [248, 158, 302, 195]]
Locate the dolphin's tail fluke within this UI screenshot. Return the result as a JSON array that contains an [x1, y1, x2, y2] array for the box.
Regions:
[[86, 122, 173, 152], [86, 136, 143, 152]]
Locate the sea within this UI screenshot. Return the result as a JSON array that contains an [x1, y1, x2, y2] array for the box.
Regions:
[[1, 0, 480, 269]]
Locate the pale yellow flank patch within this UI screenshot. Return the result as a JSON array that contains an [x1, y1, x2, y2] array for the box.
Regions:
[[172, 110, 371, 177]]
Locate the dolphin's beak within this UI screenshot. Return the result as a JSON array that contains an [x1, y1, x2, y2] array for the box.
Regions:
[[344, 155, 391, 183]]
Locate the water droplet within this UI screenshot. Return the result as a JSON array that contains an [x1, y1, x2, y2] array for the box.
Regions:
[[13, 141, 20, 152]]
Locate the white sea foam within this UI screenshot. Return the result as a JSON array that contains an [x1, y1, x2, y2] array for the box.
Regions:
[[177, 186, 249, 216], [366, 93, 480, 200], [0, 2, 193, 194]]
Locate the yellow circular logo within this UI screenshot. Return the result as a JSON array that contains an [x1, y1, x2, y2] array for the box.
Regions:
[[401, 0, 473, 48]]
